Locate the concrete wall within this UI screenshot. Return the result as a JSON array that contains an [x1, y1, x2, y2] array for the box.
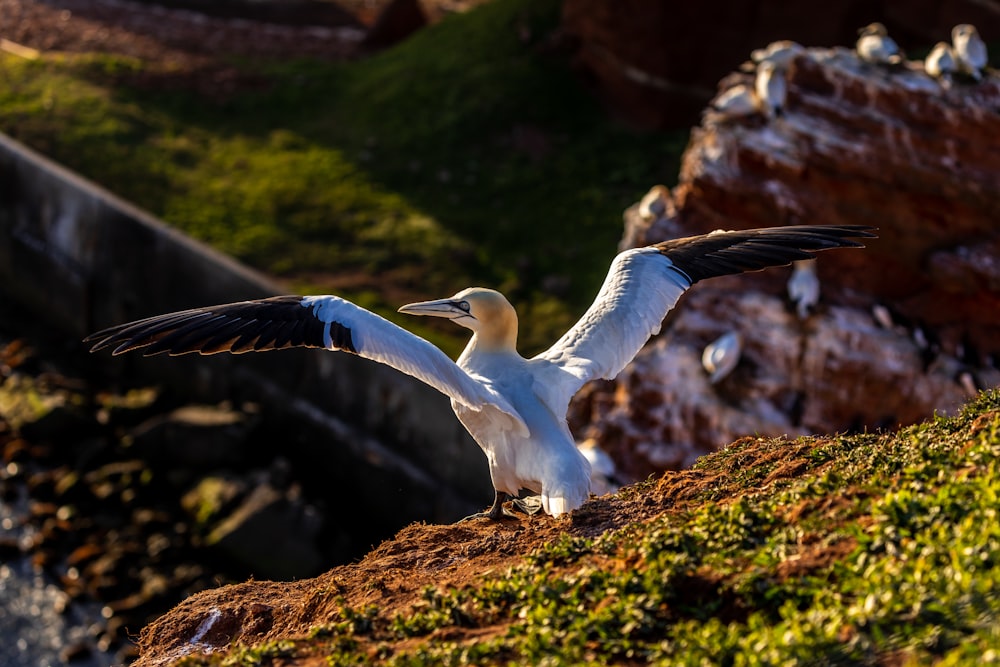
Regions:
[[0, 131, 489, 529]]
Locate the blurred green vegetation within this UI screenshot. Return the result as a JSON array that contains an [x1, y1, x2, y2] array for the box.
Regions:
[[0, 0, 688, 356]]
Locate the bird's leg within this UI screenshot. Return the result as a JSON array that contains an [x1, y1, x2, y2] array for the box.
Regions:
[[487, 490, 513, 520], [459, 490, 517, 522]]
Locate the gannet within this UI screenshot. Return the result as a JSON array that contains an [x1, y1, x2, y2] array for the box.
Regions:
[[952, 24, 988, 80], [750, 40, 805, 69], [924, 42, 957, 87], [702, 331, 743, 384], [711, 84, 760, 120], [787, 259, 820, 319], [856, 22, 903, 65], [86, 225, 875, 520], [755, 60, 787, 119]]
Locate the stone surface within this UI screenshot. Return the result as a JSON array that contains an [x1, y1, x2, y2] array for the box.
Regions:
[[560, 0, 1000, 127], [203, 482, 323, 580], [571, 43, 1000, 480]]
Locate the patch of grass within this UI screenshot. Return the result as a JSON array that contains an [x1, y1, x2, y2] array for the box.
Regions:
[[0, 0, 687, 356], [264, 390, 999, 665]]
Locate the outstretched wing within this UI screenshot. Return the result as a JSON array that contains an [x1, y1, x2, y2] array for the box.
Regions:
[[533, 225, 876, 410], [86, 295, 529, 436]]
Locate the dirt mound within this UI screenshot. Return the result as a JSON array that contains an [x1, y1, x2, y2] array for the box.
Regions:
[[135, 434, 826, 663]]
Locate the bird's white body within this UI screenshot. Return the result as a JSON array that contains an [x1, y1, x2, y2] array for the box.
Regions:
[[787, 259, 820, 319], [702, 331, 743, 384], [952, 24, 988, 80], [713, 84, 760, 118], [856, 23, 902, 65], [925, 42, 957, 85], [755, 60, 787, 119], [751, 40, 805, 69], [87, 225, 874, 520], [451, 348, 590, 516]]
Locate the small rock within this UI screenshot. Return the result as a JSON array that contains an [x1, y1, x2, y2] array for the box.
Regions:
[[205, 482, 323, 579]]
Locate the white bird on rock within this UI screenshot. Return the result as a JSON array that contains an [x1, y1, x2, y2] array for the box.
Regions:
[[751, 40, 805, 69], [755, 60, 788, 119], [925, 41, 958, 87], [702, 330, 743, 384], [86, 225, 875, 520], [787, 259, 820, 319], [952, 24, 988, 80], [711, 84, 761, 120], [856, 22, 903, 65]]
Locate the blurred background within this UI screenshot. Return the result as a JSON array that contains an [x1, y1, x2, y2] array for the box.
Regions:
[[1, 0, 999, 663]]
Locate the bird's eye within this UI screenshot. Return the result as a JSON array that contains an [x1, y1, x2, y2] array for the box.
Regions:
[[457, 300, 471, 313]]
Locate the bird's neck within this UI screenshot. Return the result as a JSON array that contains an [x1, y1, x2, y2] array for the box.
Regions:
[[463, 317, 518, 357]]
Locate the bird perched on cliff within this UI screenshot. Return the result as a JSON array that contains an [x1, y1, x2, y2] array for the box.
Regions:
[[952, 24, 988, 80], [702, 331, 743, 384], [924, 42, 958, 87], [755, 60, 788, 119], [787, 259, 820, 319], [710, 84, 760, 121], [87, 225, 875, 520], [637, 185, 671, 222], [750, 40, 805, 69], [856, 22, 903, 65], [577, 438, 622, 496]]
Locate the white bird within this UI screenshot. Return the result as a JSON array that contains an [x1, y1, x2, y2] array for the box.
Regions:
[[711, 84, 760, 120], [755, 60, 787, 119], [952, 24, 988, 80], [702, 331, 743, 384], [924, 41, 958, 87], [637, 185, 671, 222], [86, 225, 874, 520], [856, 22, 903, 65], [751, 40, 805, 69], [787, 259, 820, 319], [577, 438, 621, 496]]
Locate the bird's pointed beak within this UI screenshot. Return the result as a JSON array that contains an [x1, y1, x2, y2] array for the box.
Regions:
[[398, 298, 465, 319]]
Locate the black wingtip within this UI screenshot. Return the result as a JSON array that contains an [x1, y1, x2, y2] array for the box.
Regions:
[[655, 224, 878, 284]]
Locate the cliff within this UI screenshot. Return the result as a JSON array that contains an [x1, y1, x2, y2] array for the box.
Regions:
[[569, 41, 1000, 482]]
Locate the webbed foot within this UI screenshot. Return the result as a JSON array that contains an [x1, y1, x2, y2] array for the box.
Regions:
[[510, 494, 544, 515], [459, 491, 519, 522]]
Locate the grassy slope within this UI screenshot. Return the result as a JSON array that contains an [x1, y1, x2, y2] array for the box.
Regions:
[[0, 0, 686, 355], [176, 390, 1000, 666]]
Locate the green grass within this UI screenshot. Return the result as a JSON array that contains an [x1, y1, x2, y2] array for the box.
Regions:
[[0, 0, 687, 356], [177, 390, 1000, 665]]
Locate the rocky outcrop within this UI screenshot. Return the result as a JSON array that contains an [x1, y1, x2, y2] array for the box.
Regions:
[[560, 0, 1000, 127], [570, 43, 1000, 480]]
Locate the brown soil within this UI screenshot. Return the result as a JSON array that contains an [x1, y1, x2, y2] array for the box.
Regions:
[[136, 434, 850, 664]]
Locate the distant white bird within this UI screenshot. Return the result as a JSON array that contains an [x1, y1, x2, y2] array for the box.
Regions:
[[755, 60, 787, 119], [952, 24, 988, 80], [787, 259, 820, 319], [638, 185, 670, 222], [871, 303, 899, 332], [925, 41, 958, 87], [87, 225, 874, 520], [712, 84, 760, 119], [856, 22, 903, 65], [751, 40, 805, 69], [702, 330, 743, 384], [577, 438, 621, 496]]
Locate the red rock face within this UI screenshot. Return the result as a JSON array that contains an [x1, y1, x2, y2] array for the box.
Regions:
[[572, 44, 1000, 481], [560, 0, 1000, 128]]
